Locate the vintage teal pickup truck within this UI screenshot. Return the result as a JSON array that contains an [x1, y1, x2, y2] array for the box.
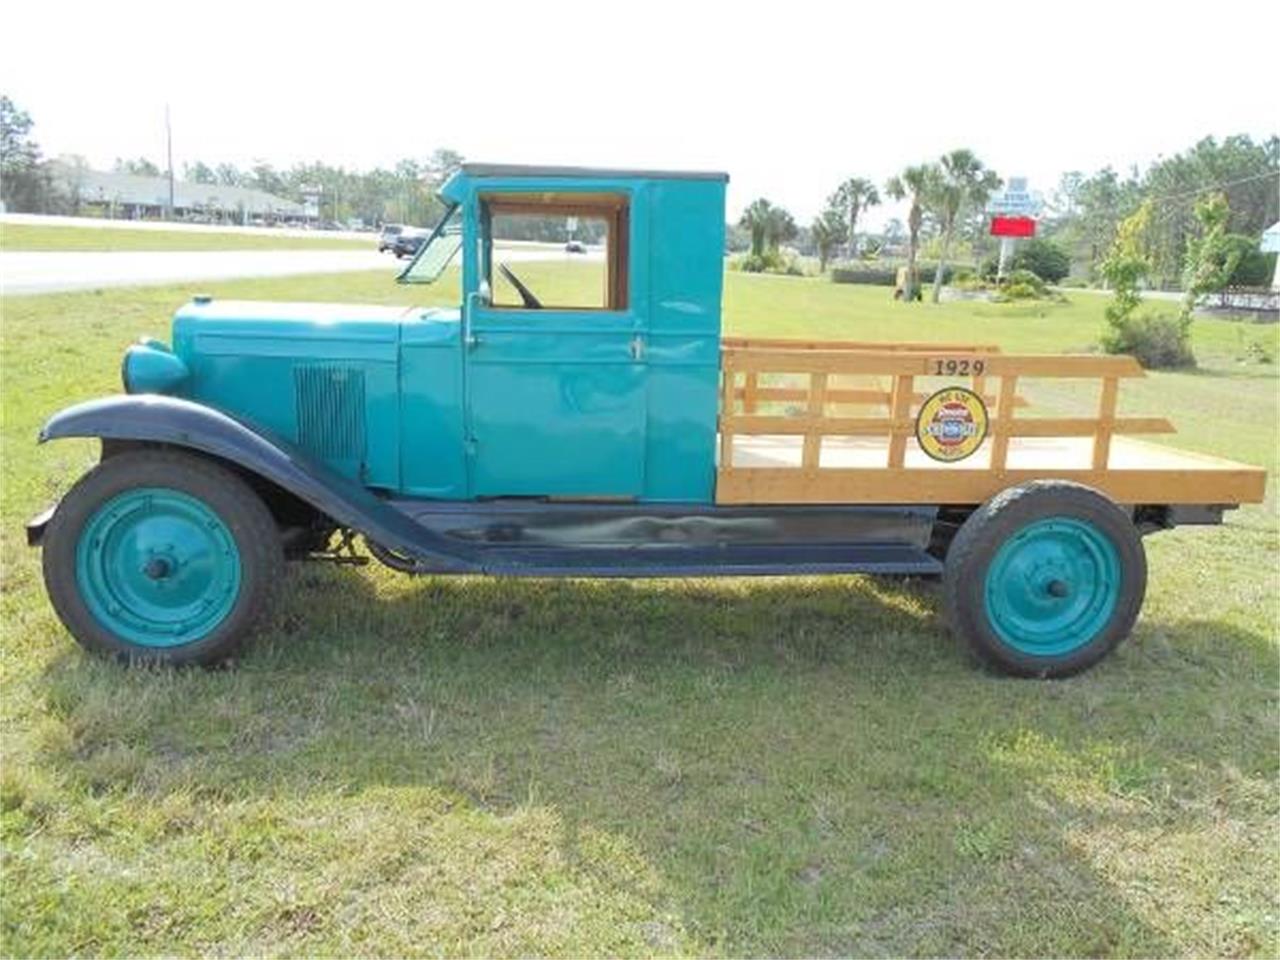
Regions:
[[27, 164, 1266, 676]]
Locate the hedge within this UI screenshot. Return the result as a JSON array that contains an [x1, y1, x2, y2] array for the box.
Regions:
[[831, 263, 954, 286]]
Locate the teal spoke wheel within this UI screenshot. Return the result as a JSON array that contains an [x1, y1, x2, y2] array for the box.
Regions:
[[42, 449, 284, 665], [983, 517, 1120, 657], [943, 481, 1146, 678], [75, 488, 242, 647]]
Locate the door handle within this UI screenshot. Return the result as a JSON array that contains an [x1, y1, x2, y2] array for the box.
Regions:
[[629, 335, 645, 361], [463, 289, 485, 351]]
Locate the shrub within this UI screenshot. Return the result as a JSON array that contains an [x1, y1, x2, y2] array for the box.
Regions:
[[1101, 311, 1195, 369], [1011, 238, 1072, 283], [997, 282, 1041, 301], [993, 269, 1051, 301], [921, 263, 955, 285], [831, 267, 897, 285], [1229, 248, 1278, 287], [830, 263, 953, 286], [730, 250, 806, 276], [1057, 276, 1088, 288]]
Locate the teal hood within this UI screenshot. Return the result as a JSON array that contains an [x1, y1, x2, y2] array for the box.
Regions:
[[135, 297, 465, 492]]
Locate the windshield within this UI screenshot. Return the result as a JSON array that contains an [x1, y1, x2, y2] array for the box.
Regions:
[[397, 204, 461, 284]]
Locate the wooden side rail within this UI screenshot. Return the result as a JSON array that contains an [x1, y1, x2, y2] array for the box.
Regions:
[[723, 339, 1021, 415], [721, 337, 1002, 353], [717, 348, 1186, 504]]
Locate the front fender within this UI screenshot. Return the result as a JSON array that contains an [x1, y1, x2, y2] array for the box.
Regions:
[[36, 395, 477, 572]]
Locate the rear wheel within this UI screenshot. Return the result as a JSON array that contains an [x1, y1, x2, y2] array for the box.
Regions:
[[42, 449, 283, 665], [943, 481, 1146, 678]]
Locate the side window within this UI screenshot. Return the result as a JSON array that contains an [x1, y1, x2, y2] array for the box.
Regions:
[[480, 193, 629, 311]]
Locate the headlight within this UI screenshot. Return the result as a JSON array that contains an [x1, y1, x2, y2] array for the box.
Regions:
[[121, 338, 190, 395]]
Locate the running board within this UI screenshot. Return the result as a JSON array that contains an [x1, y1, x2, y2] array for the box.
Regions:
[[456, 543, 942, 578]]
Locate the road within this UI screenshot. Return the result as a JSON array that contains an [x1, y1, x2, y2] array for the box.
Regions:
[[1, 250, 394, 295], [0, 244, 600, 296], [1058, 285, 1183, 303], [1, 211, 372, 243]]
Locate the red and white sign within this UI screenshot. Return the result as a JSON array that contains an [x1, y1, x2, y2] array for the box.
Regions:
[[990, 216, 1036, 238]]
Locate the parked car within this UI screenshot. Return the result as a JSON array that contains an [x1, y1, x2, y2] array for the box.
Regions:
[[377, 224, 405, 253], [392, 229, 428, 259], [565, 240, 586, 254]]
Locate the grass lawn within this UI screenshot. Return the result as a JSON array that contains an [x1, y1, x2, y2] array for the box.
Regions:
[[0, 223, 369, 252], [1, 268, 1277, 957]]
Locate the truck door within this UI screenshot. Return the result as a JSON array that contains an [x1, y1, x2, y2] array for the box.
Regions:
[[463, 191, 647, 498]]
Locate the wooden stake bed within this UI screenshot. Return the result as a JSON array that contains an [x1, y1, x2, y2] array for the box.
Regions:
[[717, 340, 1267, 507]]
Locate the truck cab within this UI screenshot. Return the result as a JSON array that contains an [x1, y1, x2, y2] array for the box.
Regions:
[[398, 163, 729, 502]]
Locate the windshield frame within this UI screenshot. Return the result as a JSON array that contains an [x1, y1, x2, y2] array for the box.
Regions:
[[396, 202, 461, 284]]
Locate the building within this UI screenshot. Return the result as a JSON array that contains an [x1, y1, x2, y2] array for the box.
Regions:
[[54, 167, 313, 224], [1262, 221, 1280, 291]]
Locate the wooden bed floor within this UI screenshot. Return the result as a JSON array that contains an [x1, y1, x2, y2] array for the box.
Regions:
[[726, 434, 1249, 473]]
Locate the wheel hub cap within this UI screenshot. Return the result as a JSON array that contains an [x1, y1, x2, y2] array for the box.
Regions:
[[75, 488, 241, 648], [983, 516, 1120, 656]]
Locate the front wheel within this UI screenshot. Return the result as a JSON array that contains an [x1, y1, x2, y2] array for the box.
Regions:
[[42, 449, 284, 665], [943, 481, 1146, 678]]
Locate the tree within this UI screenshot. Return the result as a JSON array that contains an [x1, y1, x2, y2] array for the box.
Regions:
[[424, 148, 464, 185], [250, 161, 287, 198], [1, 95, 53, 212], [1100, 200, 1195, 368], [885, 164, 938, 302], [768, 205, 798, 250], [1180, 192, 1248, 321], [1074, 167, 1143, 280], [830, 177, 880, 260], [925, 149, 1000, 303], [185, 161, 217, 184], [724, 221, 751, 253], [740, 198, 780, 257], [810, 207, 848, 272], [114, 156, 161, 176], [1011, 238, 1072, 283], [1101, 200, 1154, 342], [51, 154, 90, 214], [1049, 170, 1085, 219], [1142, 135, 1278, 286], [215, 162, 246, 186]]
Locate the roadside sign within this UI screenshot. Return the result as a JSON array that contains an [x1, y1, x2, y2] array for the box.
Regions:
[[991, 216, 1036, 238], [987, 177, 1043, 217]]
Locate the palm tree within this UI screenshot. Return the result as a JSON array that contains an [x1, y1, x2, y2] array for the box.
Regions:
[[831, 178, 881, 261], [767, 205, 798, 250], [926, 149, 1002, 303], [739, 198, 775, 257], [810, 208, 848, 272], [885, 165, 938, 302]]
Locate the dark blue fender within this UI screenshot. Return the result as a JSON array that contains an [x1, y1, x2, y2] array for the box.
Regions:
[[32, 396, 947, 579], [33, 395, 479, 573]]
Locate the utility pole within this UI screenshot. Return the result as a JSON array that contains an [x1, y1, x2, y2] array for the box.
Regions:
[[165, 104, 175, 220]]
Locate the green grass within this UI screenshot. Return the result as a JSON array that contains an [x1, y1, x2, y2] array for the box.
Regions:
[[2, 269, 1277, 957], [0, 222, 369, 252]]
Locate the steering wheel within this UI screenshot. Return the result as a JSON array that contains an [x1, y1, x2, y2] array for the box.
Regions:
[[498, 262, 542, 309]]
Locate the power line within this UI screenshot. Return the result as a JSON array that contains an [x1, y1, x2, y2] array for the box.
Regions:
[[1138, 170, 1278, 207]]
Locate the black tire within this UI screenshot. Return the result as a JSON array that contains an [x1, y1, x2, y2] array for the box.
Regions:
[[942, 481, 1146, 678], [42, 449, 284, 666]]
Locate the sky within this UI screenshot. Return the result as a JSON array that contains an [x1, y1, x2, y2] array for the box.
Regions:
[[2, 0, 1276, 228]]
